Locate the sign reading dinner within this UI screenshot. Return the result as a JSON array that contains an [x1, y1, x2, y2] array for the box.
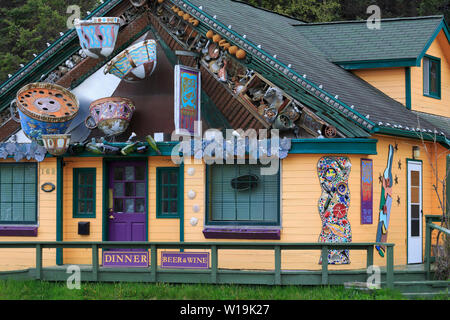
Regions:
[[161, 252, 210, 269], [102, 251, 149, 268]]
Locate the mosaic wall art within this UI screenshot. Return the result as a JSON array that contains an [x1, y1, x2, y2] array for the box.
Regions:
[[375, 145, 395, 257], [317, 156, 352, 264]]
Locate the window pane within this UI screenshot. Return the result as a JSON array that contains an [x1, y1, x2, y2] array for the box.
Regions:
[[169, 200, 177, 213], [136, 183, 145, 197], [1, 184, 12, 202], [78, 201, 85, 213], [24, 184, 36, 202], [411, 171, 420, 186], [13, 184, 24, 202], [24, 166, 36, 183], [114, 167, 124, 180], [125, 199, 134, 213], [169, 172, 178, 184], [429, 60, 438, 94], [136, 166, 145, 180], [169, 186, 178, 199], [162, 201, 169, 213], [125, 166, 134, 181], [13, 166, 24, 183], [0, 203, 12, 221], [114, 183, 124, 197], [411, 219, 420, 237], [85, 172, 94, 185], [423, 58, 430, 94], [162, 186, 169, 199], [114, 198, 123, 212], [0, 166, 12, 183], [136, 199, 145, 213], [86, 201, 94, 214], [12, 202, 23, 221], [162, 172, 169, 184], [411, 204, 420, 219], [411, 186, 420, 203], [24, 202, 36, 221], [125, 182, 134, 196]]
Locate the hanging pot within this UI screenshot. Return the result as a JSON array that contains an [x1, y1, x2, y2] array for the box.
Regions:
[[10, 83, 79, 140], [104, 39, 157, 82], [74, 17, 121, 59], [41, 134, 71, 156]]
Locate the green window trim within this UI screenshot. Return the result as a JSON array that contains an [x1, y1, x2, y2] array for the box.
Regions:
[[0, 163, 38, 225], [73, 168, 96, 218], [205, 163, 281, 227], [423, 55, 441, 100], [156, 167, 181, 219]]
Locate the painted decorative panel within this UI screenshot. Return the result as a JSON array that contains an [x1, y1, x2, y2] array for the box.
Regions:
[[375, 145, 395, 257], [174, 65, 201, 135], [317, 157, 352, 264], [361, 159, 373, 224]]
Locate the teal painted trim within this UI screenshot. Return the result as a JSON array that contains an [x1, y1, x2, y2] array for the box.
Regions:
[[180, 0, 376, 130], [102, 158, 108, 242], [423, 55, 441, 99], [56, 158, 63, 265], [417, 20, 450, 64], [72, 168, 96, 218], [405, 67, 412, 110], [289, 138, 378, 155], [156, 167, 181, 219], [338, 58, 418, 70], [179, 163, 184, 251], [372, 127, 450, 149]]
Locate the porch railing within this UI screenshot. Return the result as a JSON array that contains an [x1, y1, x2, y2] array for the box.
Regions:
[[425, 215, 450, 280], [0, 241, 395, 288]]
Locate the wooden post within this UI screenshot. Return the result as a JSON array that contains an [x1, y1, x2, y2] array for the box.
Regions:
[[92, 244, 98, 281], [386, 245, 394, 289], [425, 223, 431, 280], [274, 245, 281, 285], [35, 244, 42, 280], [366, 245, 374, 269], [321, 246, 328, 285], [211, 245, 218, 284], [151, 244, 157, 282]]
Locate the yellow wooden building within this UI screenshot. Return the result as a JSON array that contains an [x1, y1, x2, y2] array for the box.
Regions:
[[0, 0, 448, 290]]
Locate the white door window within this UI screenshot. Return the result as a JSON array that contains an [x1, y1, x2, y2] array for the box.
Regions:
[[407, 161, 423, 264]]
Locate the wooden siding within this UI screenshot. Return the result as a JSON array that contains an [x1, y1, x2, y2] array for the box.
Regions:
[[411, 30, 450, 117], [62, 157, 103, 265], [353, 67, 407, 106]]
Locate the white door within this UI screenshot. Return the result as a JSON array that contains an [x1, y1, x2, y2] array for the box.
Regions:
[[407, 161, 423, 264]]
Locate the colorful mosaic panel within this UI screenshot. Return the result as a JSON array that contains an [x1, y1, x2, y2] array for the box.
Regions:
[[317, 156, 352, 265]]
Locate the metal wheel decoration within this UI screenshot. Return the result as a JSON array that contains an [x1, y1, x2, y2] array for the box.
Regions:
[[324, 126, 337, 138]]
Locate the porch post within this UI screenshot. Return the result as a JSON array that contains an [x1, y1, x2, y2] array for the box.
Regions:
[[56, 157, 64, 265]]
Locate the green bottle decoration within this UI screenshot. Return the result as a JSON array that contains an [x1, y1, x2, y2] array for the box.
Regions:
[[121, 142, 138, 155], [146, 135, 161, 155]]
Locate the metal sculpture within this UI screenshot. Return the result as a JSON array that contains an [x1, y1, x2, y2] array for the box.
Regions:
[[375, 145, 395, 257], [74, 17, 122, 59], [10, 83, 79, 140], [104, 39, 157, 82]]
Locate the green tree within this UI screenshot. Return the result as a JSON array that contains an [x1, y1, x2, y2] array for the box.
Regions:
[[0, 0, 100, 83]]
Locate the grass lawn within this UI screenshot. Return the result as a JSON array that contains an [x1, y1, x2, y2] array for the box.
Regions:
[[0, 280, 447, 300]]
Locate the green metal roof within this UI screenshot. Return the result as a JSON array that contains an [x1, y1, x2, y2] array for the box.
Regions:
[[292, 16, 449, 69]]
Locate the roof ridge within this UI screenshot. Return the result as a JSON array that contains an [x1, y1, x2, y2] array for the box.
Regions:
[[292, 15, 444, 26]]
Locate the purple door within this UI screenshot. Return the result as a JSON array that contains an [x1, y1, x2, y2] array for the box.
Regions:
[[108, 161, 147, 242]]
